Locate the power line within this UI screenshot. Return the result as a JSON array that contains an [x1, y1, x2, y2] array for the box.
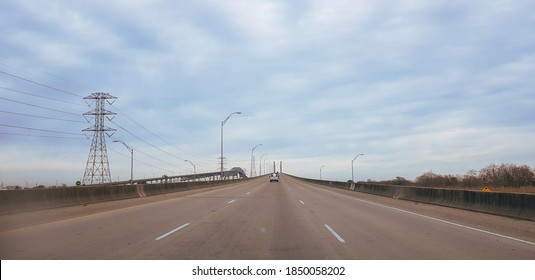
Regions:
[[122, 145, 184, 173], [0, 86, 89, 107], [3, 66, 213, 165], [111, 104, 190, 154], [0, 70, 84, 98], [109, 146, 177, 175], [108, 122, 194, 173], [0, 56, 97, 96], [111, 125, 195, 173], [0, 132, 86, 140], [109, 119, 186, 162], [111, 104, 216, 163], [0, 124, 86, 136], [0, 68, 215, 173], [0, 66, 210, 176], [0, 110, 88, 123], [0, 96, 81, 116]]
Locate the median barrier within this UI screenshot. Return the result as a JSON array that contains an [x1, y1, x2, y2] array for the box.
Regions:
[[0, 185, 140, 214], [0, 179, 246, 214], [141, 179, 239, 196], [288, 175, 535, 222]]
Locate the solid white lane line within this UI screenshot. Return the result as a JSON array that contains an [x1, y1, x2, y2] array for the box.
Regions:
[[296, 180, 535, 246], [345, 196, 535, 246], [324, 224, 346, 243], [155, 223, 190, 241], [306, 185, 535, 246], [299, 200, 305, 205], [228, 199, 236, 204]]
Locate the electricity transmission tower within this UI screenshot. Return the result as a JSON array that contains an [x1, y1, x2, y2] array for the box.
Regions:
[[82, 92, 117, 185]]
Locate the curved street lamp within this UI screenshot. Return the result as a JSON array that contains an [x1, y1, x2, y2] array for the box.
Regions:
[[250, 144, 263, 177], [220, 112, 241, 179], [259, 153, 267, 176], [113, 140, 133, 184], [184, 160, 196, 180], [320, 165, 325, 180], [351, 154, 364, 182], [263, 158, 269, 175]]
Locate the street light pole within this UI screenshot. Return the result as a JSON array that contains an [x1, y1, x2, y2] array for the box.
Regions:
[[250, 144, 262, 177], [320, 165, 324, 180], [113, 140, 133, 184], [184, 160, 196, 180], [259, 153, 267, 176], [263, 158, 269, 175], [220, 112, 241, 179], [351, 154, 364, 182]]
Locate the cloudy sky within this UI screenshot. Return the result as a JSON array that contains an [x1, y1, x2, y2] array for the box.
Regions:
[[1, 0, 534, 186]]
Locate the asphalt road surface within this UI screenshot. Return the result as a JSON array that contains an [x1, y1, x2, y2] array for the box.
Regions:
[[1, 175, 534, 259]]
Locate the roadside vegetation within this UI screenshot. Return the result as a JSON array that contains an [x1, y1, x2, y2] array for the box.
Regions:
[[370, 163, 535, 194]]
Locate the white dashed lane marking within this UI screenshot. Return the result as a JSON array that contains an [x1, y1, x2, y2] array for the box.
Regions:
[[324, 224, 346, 243], [155, 223, 190, 241]]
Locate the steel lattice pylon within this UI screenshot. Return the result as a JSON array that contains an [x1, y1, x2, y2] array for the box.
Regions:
[[82, 92, 117, 185]]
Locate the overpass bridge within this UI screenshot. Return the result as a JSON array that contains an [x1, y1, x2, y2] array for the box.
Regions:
[[103, 167, 247, 186]]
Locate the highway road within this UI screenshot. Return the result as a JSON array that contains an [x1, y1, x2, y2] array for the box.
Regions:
[[0, 175, 534, 259]]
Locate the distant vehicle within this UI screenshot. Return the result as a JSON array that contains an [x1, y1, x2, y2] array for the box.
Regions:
[[269, 173, 279, 182]]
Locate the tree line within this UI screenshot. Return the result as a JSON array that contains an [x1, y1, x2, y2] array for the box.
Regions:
[[374, 163, 534, 188]]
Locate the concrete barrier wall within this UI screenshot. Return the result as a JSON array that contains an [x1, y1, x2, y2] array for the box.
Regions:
[[288, 175, 535, 222], [0, 179, 245, 214], [142, 179, 241, 196], [0, 185, 140, 214], [3, 176, 533, 221], [398, 187, 535, 222]]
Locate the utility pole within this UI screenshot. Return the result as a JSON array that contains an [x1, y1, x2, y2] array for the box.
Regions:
[[82, 92, 117, 185], [259, 153, 267, 176], [220, 112, 241, 179], [185, 160, 196, 180], [113, 140, 133, 184], [250, 144, 262, 177], [351, 153, 364, 182], [263, 158, 269, 175]]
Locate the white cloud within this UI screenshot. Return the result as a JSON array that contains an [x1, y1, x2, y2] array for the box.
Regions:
[[1, 0, 534, 185]]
